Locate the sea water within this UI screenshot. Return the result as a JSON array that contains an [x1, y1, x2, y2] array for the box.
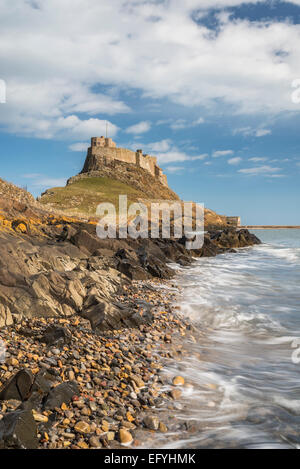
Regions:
[[157, 230, 300, 449]]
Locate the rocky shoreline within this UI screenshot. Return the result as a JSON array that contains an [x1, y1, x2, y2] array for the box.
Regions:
[[0, 280, 198, 449], [0, 218, 261, 449]]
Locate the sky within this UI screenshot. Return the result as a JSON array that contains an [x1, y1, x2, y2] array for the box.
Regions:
[[0, 0, 300, 225]]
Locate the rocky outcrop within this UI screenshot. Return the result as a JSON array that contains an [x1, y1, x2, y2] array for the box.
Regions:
[[0, 178, 35, 205], [0, 217, 261, 331], [66, 160, 179, 201], [0, 410, 38, 449], [0, 178, 261, 331]]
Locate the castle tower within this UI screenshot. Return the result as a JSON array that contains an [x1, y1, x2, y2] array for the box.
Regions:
[[91, 137, 116, 148], [81, 138, 168, 187]]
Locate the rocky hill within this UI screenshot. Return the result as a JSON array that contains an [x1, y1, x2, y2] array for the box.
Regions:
[[39, 161, 226, 228], [40, 160, 179, 216], [0, 178, 35, 205]]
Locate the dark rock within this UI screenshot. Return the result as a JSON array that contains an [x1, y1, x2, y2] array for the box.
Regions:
[[0, 369, 34, 402], [40, 325, 72, 346], [209, 228, 261, 250], [145, 256, 174, 279], [81, 295, 107, 329], [22, 370, 54, 409], [117, 259, 149, 280], [70, 229, 102, 255], [0, 410, 38, 449], [44, 381, 79, 410], [193, 235, 219, 257]]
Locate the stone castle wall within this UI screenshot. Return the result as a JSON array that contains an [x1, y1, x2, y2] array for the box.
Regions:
[[81, 138, 168, 187]]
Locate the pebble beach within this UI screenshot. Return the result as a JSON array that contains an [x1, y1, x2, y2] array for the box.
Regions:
[[0, 280, 195, 450]]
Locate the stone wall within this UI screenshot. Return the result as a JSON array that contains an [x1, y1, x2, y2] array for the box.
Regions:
[[82, 138, 168, 187]]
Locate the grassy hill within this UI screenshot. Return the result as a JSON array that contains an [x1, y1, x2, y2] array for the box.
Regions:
[[39, 176, 149, 217], [39, 174, 227, 228]]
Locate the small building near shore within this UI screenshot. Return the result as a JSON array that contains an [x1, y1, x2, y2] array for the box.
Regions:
[[226, 216, 241, 227]]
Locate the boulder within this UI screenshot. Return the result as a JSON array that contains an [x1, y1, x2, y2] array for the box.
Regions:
[[0, 369, 34, 402], [117, 259, 149, 280], [0, 303, 13, 327], [40, 325, 72, 346], [0, 410, 38, 449], [44, 381, 79, 410], [20, 370, 54, 409], [70, 229, 102, 255], [81, 296, 107, 329]]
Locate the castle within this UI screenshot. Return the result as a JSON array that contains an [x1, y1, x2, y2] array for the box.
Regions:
[[81, 137, 168, 187]]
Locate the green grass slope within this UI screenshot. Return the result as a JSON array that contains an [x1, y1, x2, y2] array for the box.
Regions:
[[39, 177, 153, 217]]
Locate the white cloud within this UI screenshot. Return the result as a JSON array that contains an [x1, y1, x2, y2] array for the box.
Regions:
[[255, 129, 272, 137], [238, 165, 282, 176], [249, 157, 268, 162], [193, 117, 205, 125], [213, 150, 234, 158], [158, 117, 205, 130], [191, 154, 208, 160], [156, 150, 207, 164], [1, 0, 300, 140], [156, 151, 193, 164], [55, 116, 118, 140], [141, 139, 172, 153], [125, 139, 207, 164], [125, 121, 151, 135], [69, 142, 89, 152], [233, 127, 272, 138], [165, 166, 185, 173], [170, 119, 188, 130], [228, 157, 242, 165], [0, 79, 122, 139], [22, 173, 67, 188]]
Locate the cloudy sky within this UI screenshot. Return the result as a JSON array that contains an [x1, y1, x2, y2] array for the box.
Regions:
[[1, 0, 300, 224]]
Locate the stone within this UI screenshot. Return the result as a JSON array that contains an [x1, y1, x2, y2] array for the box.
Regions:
[[172, 376, 185, 386], [32, 411, 48, 423], [0, 304, 13, 327], [170, 389, 182, 400], [159, 422, 168, 433], [119, 429, 133, 445], [44, 381, 79, 410], [74, 421, 91, 434], [89, 436, 102, 448], [101, 420, 110, 432], [77, 440, 89, 449], [7, 357, 19, 366], [0, 410, 38, 449], [26, 369, 53, 407], [0, 369, 34, 402], [80, 298, 106, 330], [143, 415, 160, 431], [40, 325, 72, 346], [107, 431, 115, 441]]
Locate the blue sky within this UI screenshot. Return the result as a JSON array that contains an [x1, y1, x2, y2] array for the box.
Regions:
[[0, 0, 300, 225]]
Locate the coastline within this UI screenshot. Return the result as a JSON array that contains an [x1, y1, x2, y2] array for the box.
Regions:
[[0, 225, 261, 449], [0, 279, 196, 449]]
